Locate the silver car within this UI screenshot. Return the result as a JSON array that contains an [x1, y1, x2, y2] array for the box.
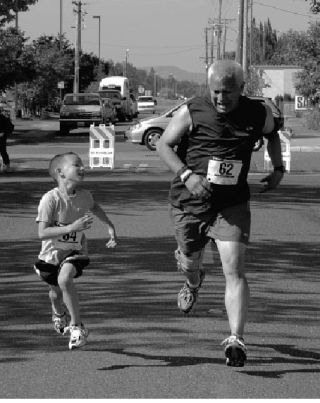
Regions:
[[125, 100, 186, 151]]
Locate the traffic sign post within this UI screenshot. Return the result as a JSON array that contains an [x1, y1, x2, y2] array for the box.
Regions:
[[89, 124, 115, 169]]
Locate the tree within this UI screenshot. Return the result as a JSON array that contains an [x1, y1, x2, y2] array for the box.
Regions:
[[306, 0, 320, 13], [250, 18, 278, 65], [270, 29, 310, 65], [0, 27, 35, 91], [294, 23, 320, 98], [17, 35, 74, 109], [244, 67, 264, 96], [0, 0, 38, 26]]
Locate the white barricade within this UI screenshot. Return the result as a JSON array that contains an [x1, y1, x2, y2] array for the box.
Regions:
[[89, 124, 115, 169], [264, 130, 291, 173]]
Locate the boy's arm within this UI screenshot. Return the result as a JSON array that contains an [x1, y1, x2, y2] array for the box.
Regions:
[[90, 201, 117, 248], [38, 215, 93, 240]]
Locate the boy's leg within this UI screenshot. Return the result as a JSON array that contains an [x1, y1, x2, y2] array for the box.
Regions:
[[48, 285, 64, 315], [57, 262, 81, 326]]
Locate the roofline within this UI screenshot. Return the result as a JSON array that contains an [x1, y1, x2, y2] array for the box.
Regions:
[[253, 65, 302, 69]]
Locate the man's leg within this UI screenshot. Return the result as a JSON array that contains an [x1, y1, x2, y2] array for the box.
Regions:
[[170, 206, 208, 313], [175, 248, 204, 287], [216, 240, 249, 366], [176, 248, 206, 314], [216, 240, 249, 336]]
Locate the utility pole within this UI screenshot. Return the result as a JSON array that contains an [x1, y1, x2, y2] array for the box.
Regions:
[[249, 0, 253, 68], [205, 27, 209, 87], [14, 0, 19, 118], [210, 27, 214, 64], [60, 0, 63, 51], [222, 21, 227, 59], [217, 0, 222, 60], [236, 0, 244, 65], [242, 0, 248, 76], [73, 1, 82, 93], [208, 2, 233, 62]]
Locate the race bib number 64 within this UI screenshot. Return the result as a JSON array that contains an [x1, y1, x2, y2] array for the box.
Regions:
[[54, 231, 83, 250], [206, 158, 242, 185]]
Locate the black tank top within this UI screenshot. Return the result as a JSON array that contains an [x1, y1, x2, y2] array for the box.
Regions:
[[169, 94, 266, 215]]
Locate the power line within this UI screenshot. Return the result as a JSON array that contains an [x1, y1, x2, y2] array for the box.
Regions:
[[254, 1, 315, 18]]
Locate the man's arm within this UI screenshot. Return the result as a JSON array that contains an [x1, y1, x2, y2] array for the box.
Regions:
[[156, 104, 192, 175], [157, 104, 212, 199], [260, 104, 285, 192]]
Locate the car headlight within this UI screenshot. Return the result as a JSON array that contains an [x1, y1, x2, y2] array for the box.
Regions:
[[132, 122, 142, 130], [60, 111, 71, 117]]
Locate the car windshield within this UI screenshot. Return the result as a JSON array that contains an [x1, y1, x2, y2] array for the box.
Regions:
[[99, 91, 121, 100], [138, 97, 153, 102], [64, 95, 100, 105]]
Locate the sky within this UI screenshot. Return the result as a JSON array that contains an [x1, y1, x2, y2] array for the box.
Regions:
[[16, 0, 319, 73]]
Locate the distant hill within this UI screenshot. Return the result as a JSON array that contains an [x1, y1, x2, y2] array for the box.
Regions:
[[141, 65, 206, 84]]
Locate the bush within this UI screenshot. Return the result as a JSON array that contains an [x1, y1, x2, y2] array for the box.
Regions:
[[305, 108, 320, 130]]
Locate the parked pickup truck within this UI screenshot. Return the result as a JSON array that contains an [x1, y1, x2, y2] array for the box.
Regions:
[[59, 93, 107, 135]]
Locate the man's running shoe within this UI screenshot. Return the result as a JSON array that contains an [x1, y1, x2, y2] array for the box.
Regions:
[[68, 324, 89, 350], [52, 311, 69, 335], [177, 270, 205, 314], [221, 335, 247, 367]]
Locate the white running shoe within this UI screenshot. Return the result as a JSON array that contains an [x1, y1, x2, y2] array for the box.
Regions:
[[221, 334, 247, 367], [68, 324, 89, 350], [177, 270, 205, 314], [52, 311, 69, 335]]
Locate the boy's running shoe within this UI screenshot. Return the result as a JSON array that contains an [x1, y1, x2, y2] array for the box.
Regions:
[[177, 270, 205, 314], [68, 324, 88, 350], [52, 311, 69, 335], [221, 335, 247, 367]]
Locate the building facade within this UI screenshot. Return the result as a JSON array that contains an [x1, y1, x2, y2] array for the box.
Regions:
[[255, 65, 303, 100]]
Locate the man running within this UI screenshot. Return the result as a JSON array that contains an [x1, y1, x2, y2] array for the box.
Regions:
[[157, 60, 285, 367]]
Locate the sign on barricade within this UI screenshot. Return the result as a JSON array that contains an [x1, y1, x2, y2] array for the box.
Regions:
[[89, 124, 115, 169], [264, 130, 291, 173]]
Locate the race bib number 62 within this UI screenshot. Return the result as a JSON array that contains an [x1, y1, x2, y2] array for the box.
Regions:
[[206, 158, 242, 185]]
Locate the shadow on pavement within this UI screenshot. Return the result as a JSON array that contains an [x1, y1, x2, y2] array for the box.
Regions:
[[0, 178, 319, 377]]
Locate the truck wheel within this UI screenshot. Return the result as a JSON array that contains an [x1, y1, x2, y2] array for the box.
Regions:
[[144, 129, 162, 151], [117, 112, 125, 122]]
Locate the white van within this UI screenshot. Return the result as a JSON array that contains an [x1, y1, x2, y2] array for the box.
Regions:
[[99, 76, 132, 120]]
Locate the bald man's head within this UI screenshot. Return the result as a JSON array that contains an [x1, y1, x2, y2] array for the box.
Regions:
[[207, 60, 244, 114]]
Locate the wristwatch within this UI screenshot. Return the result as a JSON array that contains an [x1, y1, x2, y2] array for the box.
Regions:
[[274, 165, 286, 173], [180, 169, 193, 183]]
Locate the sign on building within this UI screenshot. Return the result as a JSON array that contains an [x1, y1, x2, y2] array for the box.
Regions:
[[89, 124, 115, 169], [295, 95, 311, 110]]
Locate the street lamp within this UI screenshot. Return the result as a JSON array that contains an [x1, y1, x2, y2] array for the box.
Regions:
[[93, 15, 101, 61], [124, 48, 129, 77]]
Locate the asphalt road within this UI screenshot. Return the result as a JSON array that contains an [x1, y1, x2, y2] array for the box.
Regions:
[[0, 119, 320, 398]]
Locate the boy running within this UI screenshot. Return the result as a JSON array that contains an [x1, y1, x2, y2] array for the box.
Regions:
[[34, 152, 117, 350]]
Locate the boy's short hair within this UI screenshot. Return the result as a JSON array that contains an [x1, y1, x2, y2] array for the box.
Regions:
[[49, 152, 78, 181]]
